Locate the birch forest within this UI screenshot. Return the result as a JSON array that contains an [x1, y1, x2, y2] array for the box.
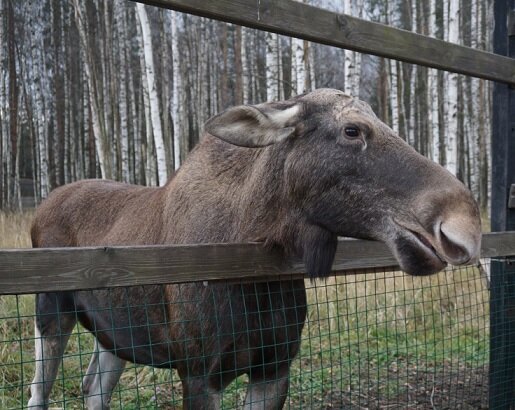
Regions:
[[0, 0, 493, 212]]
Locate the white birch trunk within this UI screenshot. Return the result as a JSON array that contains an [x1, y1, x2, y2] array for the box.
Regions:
[[136, 9, 155, 186], [290, 38, 297, 95], [309, 41, 316, 91], [115, 0, 129, 182], [468, 0, 479, 193], [136, 3, 167, 186], [100, 1, 114, 169], [265, 31, 279, 101], [446, 0, 460, 175], [32, 2, 49, 197], [387, 2, 399, 134], [407, 0, 417, 147], [170, 10, 182, 170], [343, 0, 353, 95], [82, 69, 90, 177], [62, 1, 73, 183], [242, 27, 250, 103], [293, 38, 306, 95], [0, 68, 8, 206], [389, 60, 399, 134], [278, 37, 284, 100], [343, 0, 362, 96], [127, 53, 139, 184], [441, 0, 450, 165], [198, 19, 209, 127], [0, 0, 8, 203], [249, 31, 258, 102], [209, 29, 218, 115], [428, 0, 439, 163]]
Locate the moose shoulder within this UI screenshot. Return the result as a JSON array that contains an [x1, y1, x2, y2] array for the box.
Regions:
[[28, 89, 481, 410]]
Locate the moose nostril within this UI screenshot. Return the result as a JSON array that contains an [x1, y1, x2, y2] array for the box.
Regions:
[[438, 222, 476, 265]]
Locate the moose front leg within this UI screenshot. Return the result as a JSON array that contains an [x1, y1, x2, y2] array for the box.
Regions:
[[28, 294, 77, 409]]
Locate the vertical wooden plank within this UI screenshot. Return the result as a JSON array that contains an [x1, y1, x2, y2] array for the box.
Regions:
[[490, 1, 515, 408]]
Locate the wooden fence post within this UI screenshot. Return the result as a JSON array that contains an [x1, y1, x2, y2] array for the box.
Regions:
[[489, 1, 515, 409]]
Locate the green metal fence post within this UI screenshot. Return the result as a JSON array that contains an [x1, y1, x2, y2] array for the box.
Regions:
[[490, 1, 515, 409], [491, 260, 515, 409]]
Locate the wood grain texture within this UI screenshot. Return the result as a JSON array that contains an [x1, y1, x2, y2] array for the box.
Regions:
[[136, 0, 515, 85], [0, 232, 513, 295]]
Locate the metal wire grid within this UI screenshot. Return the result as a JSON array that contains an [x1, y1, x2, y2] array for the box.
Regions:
[[0, 262, 489, 409]]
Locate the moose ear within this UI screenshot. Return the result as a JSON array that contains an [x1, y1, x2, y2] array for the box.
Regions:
[[204, 104, 300, 148]]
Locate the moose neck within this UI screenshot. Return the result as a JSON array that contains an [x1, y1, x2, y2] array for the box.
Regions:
[[162, 136, 287, 244], [162, 135, 338, 277]]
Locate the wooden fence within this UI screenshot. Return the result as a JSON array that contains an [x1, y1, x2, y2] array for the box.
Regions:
[[0, 232, 514, 295]]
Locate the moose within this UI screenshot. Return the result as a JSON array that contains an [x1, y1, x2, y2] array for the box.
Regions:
[[28, 89, 481, 409]]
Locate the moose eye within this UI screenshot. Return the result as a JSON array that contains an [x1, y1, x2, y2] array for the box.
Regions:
[[344, 127, 360, 138]]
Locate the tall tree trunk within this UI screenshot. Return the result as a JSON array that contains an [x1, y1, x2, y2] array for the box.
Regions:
[[136, 3, 167, 186], [446, 0, 460, 175], [241, 27, 250, 104], [291, 37, 307, 96], [8, 0, 18, 208], [220, 23, 229, 108], [407, 0, 417, 148], [387, 1, 399, 134], [170, 10, 182, 170], [308, 39, 316, 91], [428, 0, 439, 163], [234, 25, 243, 105], [73, 0, 112, 180], [31, 0, 50, 198], [115, 0, 129, 182], [265, 31, 279, 101], [343, 0, 363, 96], [0, 0, 6, 209], [52, 0, 65, 187], [136, 8, 154, 186]]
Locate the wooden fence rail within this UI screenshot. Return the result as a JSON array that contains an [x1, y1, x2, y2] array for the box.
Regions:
[[0, 232, 513, 295], [137, 0, 515, 85]]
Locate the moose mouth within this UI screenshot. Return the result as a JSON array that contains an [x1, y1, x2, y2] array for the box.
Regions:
[[405, 228, 446, 265], [390, 222, 448, 276]]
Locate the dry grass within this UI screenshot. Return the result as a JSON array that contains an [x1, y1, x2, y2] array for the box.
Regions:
[[0, 210, 33, 249], [0, 212, 490, 409]]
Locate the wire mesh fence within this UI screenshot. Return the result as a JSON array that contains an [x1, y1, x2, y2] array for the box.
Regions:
[[0, 260, 491, 409]]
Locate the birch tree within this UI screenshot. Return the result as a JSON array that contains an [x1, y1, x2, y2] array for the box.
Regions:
[[234, 26, 243, 105], [115, 0, 129, 182], [428, 0, 439, 163], [136, 3, 167, 185], [73, 0, 112, 180], [291, 37, 306, 95], [7, 0, 22, 209], [343, 0, 363, 96], [387, 1, 399, 134], [265, 31, 279, 101], [0, 0, 7, 208], [241, 27, 250, 103], [406, 0, 418, 147], [30, 0, 50, 198], [170, 10, 182, 170], [446, 0, 460, 175]]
